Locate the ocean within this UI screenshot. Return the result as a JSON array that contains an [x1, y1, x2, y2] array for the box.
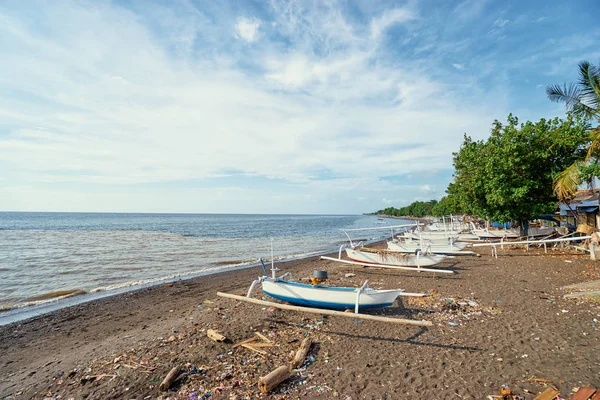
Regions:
[[0, 212, 405, 325]]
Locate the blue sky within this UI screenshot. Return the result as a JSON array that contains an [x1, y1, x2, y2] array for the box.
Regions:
[[0, 0, 599, 214]]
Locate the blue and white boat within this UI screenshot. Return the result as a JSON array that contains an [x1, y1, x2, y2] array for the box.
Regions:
[[247, 259, 415, 313]]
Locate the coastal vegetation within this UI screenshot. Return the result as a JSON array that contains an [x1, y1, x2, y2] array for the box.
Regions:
[[448, 114, 589, 234], [377, 61, 598, 234], [547, 61, 600, 201], [376, 199, 438, 218], [377, 114, 589, 232]]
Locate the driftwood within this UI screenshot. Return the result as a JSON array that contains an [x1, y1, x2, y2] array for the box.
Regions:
[[291, 337, 312, 369], [159, 366, 181, 391], [207, 329, 227, 342], [258, 365, 292, 393], [217, 292, 432, 326], [232, 337, 258, 348], [241, 343, 268, 355], [255, 332, 271, 342]]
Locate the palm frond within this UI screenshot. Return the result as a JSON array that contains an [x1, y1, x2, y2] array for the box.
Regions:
[[546, 83, 583, 110], [586, 127, 600, 160], [577, 61, 600, 116], [553, 161, 585, 201], [578, 61, 592, 87]]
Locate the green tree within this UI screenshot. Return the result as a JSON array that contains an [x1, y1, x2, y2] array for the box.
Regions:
[[431, 194, 465, 217], [546, 60, 600, 200], [451, 114, 589, 235], [376, 200, 439, 218]]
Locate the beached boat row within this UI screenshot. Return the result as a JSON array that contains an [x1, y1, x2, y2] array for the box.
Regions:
[[225, 217, 565, 324]]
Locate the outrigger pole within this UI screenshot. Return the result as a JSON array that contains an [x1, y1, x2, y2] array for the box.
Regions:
[[320, 256, 454, 274], [472, 235, 593, 258], [217, 292, 433, 326]]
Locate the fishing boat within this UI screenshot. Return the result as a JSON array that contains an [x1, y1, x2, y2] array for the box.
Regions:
[[387, 239, 469, 254], [471, 226, 555, 239], [247, 259, 421, 312], [345, 246, 447, 267], [400, 230, 480, 242]]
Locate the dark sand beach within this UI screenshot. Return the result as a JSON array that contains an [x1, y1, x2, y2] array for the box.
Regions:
[[1, 244, 599, 399]]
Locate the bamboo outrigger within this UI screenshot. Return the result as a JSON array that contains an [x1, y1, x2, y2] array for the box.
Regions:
[[217, 292, 433, 326]]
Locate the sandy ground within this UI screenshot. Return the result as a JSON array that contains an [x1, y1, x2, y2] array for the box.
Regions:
[[1, 243, 600, 399]]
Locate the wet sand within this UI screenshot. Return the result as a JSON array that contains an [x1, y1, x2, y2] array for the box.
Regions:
[[1, 244, 599, 399]]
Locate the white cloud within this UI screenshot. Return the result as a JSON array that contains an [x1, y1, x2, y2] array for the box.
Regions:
[[0, 1, 508, 213], [370, 7, 416, 40], [235, 17, 261, 42], [419, 185, 436, 194], [452, 63, 465, 70], [493, 17, 509, 27]]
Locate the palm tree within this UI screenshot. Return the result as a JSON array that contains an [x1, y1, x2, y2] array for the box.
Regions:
[[547, 61, 600, 201]]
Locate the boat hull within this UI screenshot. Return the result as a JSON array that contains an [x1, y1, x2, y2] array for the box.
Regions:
[[387, 240, 468, 253], [261, 280, 402, 310], [345, 248, 446, 267]]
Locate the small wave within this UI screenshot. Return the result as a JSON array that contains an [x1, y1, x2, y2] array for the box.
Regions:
[[108, 266, 145, 272], [0, 289, 87, 313], [27, 289, 87, 301], [213, 259, 255, 266], [58, 269, 86, 275]]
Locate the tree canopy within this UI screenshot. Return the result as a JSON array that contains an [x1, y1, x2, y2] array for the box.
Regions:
[[430, 194, 466, 217], [450, 114, 589, 232], [376, 200, 438, 218]]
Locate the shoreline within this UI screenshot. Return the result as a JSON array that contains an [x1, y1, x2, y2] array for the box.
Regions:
[[2, 244, 599, 398], [0, 238, 386, 327]]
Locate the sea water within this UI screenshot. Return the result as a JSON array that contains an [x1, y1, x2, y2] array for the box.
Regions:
[[0, 212, 407, 324]]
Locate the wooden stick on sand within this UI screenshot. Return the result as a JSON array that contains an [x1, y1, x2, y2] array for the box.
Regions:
[[217, 292, 432, 326]]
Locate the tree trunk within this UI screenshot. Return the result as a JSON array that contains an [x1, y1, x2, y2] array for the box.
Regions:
[[519, 220, 529, 237]]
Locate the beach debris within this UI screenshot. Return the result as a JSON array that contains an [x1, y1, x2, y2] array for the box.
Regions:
[[520, 377, 553, 384], [344, 273, 356, 278], [291, 337, 312, 369], [207, 329, 227, 342], [254, 332, 271, 343], [258, 365, 292, 394], [567, 387, 598, 399], [240, 343, 268, 355], [159, 366, 181, 391], [487, 385, 527, 399], [532, 387, 560, 400]]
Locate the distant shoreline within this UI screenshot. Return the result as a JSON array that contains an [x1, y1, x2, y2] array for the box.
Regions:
[[376, 214, 431, 222]]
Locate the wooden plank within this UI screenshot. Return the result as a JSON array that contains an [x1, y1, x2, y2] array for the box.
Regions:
[[232, 337, 258, 349], [217, 292, 433, 326], [533, 387, 560, 400], [241, 343, 268, 355], [571, 388, 597, 400], [254, 332, 271, 343], [589, 390, 600, 400]]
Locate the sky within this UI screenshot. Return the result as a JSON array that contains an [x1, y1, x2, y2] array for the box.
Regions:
[[0, 0, 599, 214]]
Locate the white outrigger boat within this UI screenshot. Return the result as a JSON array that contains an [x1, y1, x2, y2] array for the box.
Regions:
[[247, 259, 423, 313], [345, 246, 447, 267], [400, 230, 480, 242], [387, 239, 470, 254], [471, 226, 555, 240]]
